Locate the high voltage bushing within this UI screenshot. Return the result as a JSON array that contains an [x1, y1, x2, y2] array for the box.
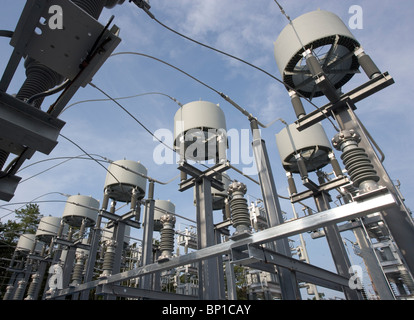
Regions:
[[354, 47, 381, 80], [100, 240, 117, 278], [24, 273, 41, 300], [228, 181, 252, 240], [158, 214, 176, 262], [71, 251, 86, 286], [3, 285, 14, 300], [332, 129, 380, 192], [12, 279, 27, 300]]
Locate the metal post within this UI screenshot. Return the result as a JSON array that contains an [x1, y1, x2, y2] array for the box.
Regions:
[[79, 214, 102, 300], [225, 259, 237, 300], [291, 203, 320, 300], [215, 228, 226, 300], [250, 118, 301, 300], [112, 222, 126, 275], [140, 180, 155, 290], [194, 177, 220, 300], [313, 190, 363, 300]]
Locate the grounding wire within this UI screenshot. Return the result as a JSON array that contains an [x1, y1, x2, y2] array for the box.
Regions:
[[27, 79, 71, 105], [135, 5, 340, 132]]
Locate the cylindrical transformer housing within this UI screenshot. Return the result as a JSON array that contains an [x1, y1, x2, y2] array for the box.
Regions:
[[16, 234, 36, 252], [61, 195, 99, 227], [35, 216, 62, 243], [276, 123, 332, 173], [174, 101, 227, 161], [153, 200, 175, 232], [274, 10, 360, 98], [104, 160, 148, 202]]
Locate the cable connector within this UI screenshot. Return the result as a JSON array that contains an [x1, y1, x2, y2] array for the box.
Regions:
[[129, 0, 155, 19]]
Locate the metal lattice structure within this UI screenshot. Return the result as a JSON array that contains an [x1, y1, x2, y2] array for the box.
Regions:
[[1, 2, 414, 301]]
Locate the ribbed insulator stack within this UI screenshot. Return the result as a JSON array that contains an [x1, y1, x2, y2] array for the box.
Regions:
[[100, 240, 116, 277], [228, 181, 252, 240], [2, 285, 14, 300], [159, 214, 176, 262], [24, 273, 41, 300], [12, 279, 27, 300], [332, 129, 379, 193], [16, 58, 64, 108], [71, 252, 86, 285]]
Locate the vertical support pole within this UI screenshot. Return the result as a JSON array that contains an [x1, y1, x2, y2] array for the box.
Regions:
[[112, 222, 126, 275], [313, 191, 363, 300], [290, 203, 320, 299], [225, 259, 237, 300], [79, 213, 102, 300], [250, 118, 301, 300], [215, 229, 226, 300], [194, 177, 219, 300], [140, 180, 155, 290], [62, 246, 76, 289]]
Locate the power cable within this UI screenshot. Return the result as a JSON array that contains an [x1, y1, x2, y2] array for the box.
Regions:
[[61, 91, 182, 114], [89, 82, 176, 153], [133, 4, 340, 131], [58, 133, 122, 185], [110, 52, 263, 125]]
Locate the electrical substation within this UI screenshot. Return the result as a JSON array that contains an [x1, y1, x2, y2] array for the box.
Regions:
[[1, 0, 414, 301]]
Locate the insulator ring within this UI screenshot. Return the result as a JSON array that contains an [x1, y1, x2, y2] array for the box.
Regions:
[[71, 261, 85, 283], [341, 147, 379, 187], [230, 198, 250, 228], [160, 228, 175, 253], [102, 248, 116, 271]]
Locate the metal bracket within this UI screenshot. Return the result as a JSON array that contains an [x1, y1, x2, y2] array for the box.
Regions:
[[99, 209, 141, 229], [246, 245, 351, 292], [0, 91, 66, 155], [290, 175, 350, 203], [295, 72, 394, 131], [178, 161, 228, 192]]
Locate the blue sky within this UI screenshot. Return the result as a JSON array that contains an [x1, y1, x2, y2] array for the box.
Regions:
[[1, 0, 413, 299]]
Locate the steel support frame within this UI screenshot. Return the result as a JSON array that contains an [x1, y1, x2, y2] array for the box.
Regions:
[[244, 245, 351, 292], [47, 191, 396, 299], [296, 68, 414, 280], [250, 119, 301, 300], [333, 98, 414, 279], [295, 72, 395, 131]]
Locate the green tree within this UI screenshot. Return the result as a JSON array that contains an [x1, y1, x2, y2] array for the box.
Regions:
[[14, 203, 42, 234], [0, 204, 43, 297]]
